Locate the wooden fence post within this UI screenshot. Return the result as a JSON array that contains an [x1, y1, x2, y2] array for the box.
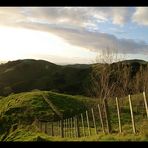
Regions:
[[51, 122, 54, 136], [65, 119, 67, 137], [75, 116, 80, 137], [45, 122, 47, 134], [60, 120, 64, 138], [91, 108, 97, 134], [116, 97, 122, 133], [67, 118, 69, 137], [128, 95, 136, 134], [104, 99, 112, 133], [81, 113, 86, 137], [68, 118, 70, 137], [143, 92, 148, 118], [46, 122, 49, 135], [38, 120, 40, 130], [44, 122, 46, 133], [64, 119, 66, 137], [40, 122, 42, 132], [70, 117, 73, 137], [58, 121, 60, 136], [86, 110, 91, 136], [65, 119, 66, 137], [56, 121, 58, 136], [35, 119, 39, 129], [98, 104, 105, 133], [38, 121, 40, 131], [66, 119, 68, 137], [73, 117, 77, 137], [74, 117, 77, 137]]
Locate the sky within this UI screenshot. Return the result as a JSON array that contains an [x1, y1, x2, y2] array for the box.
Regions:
[[0, 7, 148, 64]]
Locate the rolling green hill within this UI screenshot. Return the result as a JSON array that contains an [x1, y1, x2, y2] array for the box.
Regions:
[[0, 90, 148, 141], [0, 90, 98, 141], [0, 59, 147, 97]]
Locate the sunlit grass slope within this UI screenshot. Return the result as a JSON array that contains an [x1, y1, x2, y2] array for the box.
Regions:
[[0, 90, 97, 141]]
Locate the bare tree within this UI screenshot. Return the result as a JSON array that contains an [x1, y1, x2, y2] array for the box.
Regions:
[[87, 48, 126, 133], [88, 48, 126, 100]]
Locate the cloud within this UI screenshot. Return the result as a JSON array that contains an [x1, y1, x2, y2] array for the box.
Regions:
[[47, 27, 148, 55], [0, 8, 26, 26], [89, 7, 133, 25], [0, 7, 148, 56], [16, 20, 148, 55], [0, 7, 134, 28], [111, 7, 133, 25], [132, 7, 148, 26], [24, 7, 134, 27]]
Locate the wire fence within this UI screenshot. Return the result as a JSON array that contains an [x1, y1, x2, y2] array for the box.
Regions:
[[34, 91, 148, 138]]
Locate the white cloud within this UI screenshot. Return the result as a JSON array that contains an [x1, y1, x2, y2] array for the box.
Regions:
[[90, 7, 133, 25], [0, 7, 134, 28], [111, 7, 132, 25], [30, 7, 133, 26], [17, 20, 148, 55], [0, 7, 148, 58], [45, 27, 148, 55], [132, 7, 148, 26]]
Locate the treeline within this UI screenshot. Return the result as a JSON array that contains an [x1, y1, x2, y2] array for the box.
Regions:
[[87, 60, 148, 98]]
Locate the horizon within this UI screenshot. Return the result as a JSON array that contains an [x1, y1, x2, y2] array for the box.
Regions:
[[0, 58, 147, 66], [0, 7, 148, 64]]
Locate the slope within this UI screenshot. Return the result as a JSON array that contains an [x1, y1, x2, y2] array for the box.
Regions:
[[0, 90, 97, 141]]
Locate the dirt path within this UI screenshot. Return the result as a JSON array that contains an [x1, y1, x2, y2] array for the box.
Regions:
[[42, 94, 63, 119]]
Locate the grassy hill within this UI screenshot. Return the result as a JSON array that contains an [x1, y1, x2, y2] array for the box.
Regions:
[[0, 90, 98, 141], [0, 90, 148, 141]]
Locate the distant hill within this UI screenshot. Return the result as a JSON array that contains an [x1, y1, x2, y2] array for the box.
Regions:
[[117, 59, 147, 65], [0, 59, 90, 96], [0, 59, 147, 97]]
